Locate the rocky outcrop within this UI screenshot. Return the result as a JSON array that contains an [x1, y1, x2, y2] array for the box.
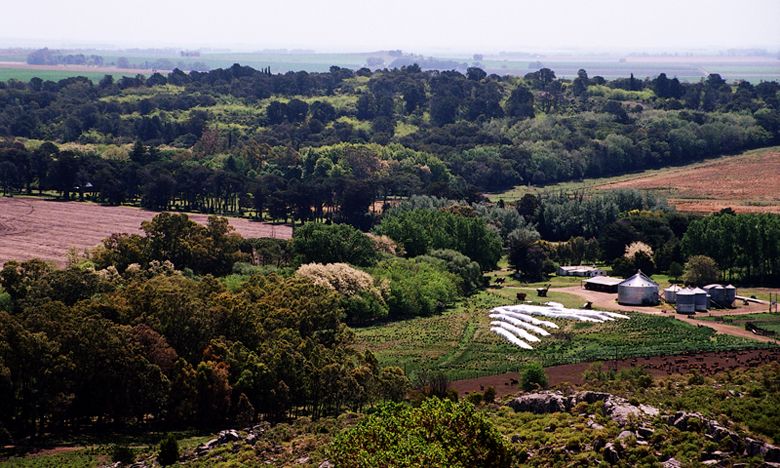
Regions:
[[195, 424, 269, 456], [507, 391, 568, 413], [507, 391, 780, 464], [507, 390, 658, 426]]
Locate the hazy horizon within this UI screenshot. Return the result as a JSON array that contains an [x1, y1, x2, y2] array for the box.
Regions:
[[2, 0, 779, 53]]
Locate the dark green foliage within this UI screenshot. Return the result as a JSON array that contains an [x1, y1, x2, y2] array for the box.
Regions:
[[416, 249, 484, 294], [292, 222, 378, 266], [520, 362, 548, 391], [329, 399, 514, 467], [376, 208, 502, 270], [157, 433, 179, 466], [371, 258, 461, 318], [483, 386, 496, 404], [90, 212, 243, 275], [682, 213, 780, 284], [111, 445, 134, 464]]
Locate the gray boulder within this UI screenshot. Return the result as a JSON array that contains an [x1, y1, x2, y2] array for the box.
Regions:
[[508, 392, 568, 414]]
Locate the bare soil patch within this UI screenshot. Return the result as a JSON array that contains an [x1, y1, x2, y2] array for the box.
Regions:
[[597, 150, 780, 214], [0, 197, 291, 267], [451, 347, 780, 398]]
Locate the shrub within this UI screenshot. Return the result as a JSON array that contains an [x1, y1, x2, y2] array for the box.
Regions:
[[329, 399, 514, 467], [483, 386, 496, 404], [110, 444, 134, 464], [466, 392, 483, 406], [520, 362, 548, 391], [416, 249, 483, 294], [157, 433, 179, 466], [296, 262, 388, 323]]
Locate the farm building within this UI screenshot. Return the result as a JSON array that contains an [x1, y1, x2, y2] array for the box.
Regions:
[[617, 270, 659, 306], [583, 276, 623, 293], [557, 265, 607, 277]]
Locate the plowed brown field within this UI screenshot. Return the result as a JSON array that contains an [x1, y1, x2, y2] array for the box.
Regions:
[[0, 197, 291, 267], [597, 150, 780, 213]]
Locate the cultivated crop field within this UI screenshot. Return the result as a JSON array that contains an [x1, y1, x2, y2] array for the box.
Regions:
[[491, 147, 780, 214], [597, 148, 780, 213], [354, 291, 771, 381], [0, 197, 291, 267]]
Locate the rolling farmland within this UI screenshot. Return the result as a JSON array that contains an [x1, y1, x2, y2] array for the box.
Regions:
[[0, 197, 291, 267], [596, 148, 780, 213], [491, 147, 780, 214]]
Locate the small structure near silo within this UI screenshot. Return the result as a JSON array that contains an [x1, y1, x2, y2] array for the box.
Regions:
[[675, 288, 696, 314], [558, 265, 607, 277], [664, 284, 682, 304], [692, 287, 709, 311], [617, 270, 659, 306], [583, 276, 623, 293]]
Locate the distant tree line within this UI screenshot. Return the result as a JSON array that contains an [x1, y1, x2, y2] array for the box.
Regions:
[[0, 63, 777, 209]]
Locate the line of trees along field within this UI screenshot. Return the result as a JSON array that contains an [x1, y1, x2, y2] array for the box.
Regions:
[[0, 64, 779, 224]]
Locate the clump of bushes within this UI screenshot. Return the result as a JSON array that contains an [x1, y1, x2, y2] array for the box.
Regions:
[[520, 362, 548, 391], [157, 433, 179, 466], [296, 262, 388, 324], [329, 399, 514, 467]]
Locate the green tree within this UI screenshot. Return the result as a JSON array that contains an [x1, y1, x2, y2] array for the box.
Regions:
[[683, 255, 720, 286], [520, 362, 548, 391], [505, 84, 535, 119], [292, 222, 378, 266]]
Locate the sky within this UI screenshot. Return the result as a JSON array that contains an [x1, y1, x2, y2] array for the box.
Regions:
[[2, 0, 779, 53]]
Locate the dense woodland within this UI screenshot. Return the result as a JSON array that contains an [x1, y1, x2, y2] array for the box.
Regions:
[[0, 64, 779, 225]]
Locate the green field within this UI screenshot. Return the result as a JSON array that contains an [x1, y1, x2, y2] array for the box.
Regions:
[[354, 290, 771, 381], [699, 313, 780, 334], [0, 68, 135, 82]]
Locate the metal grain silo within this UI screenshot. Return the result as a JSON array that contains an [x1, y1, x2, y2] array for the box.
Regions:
[[675, 288, 696, 314], [692, 287, 708, 311], [724, 284, 737, 306], [704, 284, 725, 307], [618, 271, 659, 306], [664, 284, 681, 304]]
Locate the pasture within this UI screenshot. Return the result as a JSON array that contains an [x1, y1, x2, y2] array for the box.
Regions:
[[0, 197, 291, 267], [699, 313, 780, 334], [353, 290, 771, 381], [490, 147, 780, 214]]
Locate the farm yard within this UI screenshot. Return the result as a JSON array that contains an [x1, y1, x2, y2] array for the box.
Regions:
[[353, 290, 773, 382], [0, 197, 291, 267]]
